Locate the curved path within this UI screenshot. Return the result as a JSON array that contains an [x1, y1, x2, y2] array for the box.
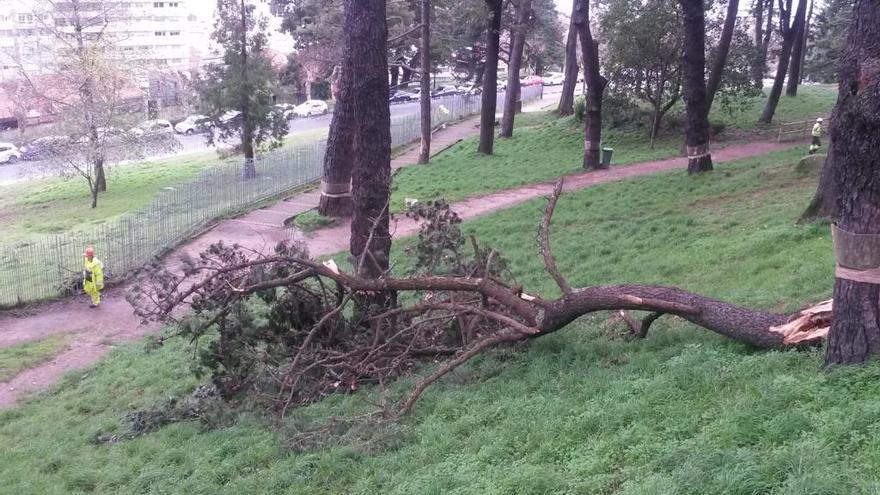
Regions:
[[0, 113, 795, 407]]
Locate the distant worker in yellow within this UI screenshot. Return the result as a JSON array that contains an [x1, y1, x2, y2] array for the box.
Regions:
[[82, 246, 104, 308], [809, 117, 824, 154]]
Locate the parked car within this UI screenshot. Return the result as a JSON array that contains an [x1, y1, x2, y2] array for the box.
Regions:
[[430, 86, 464, 98], [0, 142, 21, 164], [20, 135, 70, 160], [74, 126, 126, 144], [520, 75, 544, 86], [214, 110, 244, 130], [273, 103, 296, 120], [293, 100, 329, 117], [130, 119, 174, 137], [174, 114, 212, 135], [389, 91, 418, 103], [543, 73, 565, 86]]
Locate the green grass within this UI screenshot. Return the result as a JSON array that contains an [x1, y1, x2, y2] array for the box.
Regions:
[[390, 85, 837, 211], [0, 334, 69, 382], [291, 209, 337, 232], [0, 152, 219, 243], [711, 84, 837, 128], [5, 145, 880, 494], [0, 128, 329, 244]]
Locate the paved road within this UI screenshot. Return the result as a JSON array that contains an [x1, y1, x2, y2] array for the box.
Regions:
[[0, 87, 562, 185]]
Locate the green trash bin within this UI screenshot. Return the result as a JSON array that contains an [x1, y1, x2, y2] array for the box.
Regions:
[[601, 147, 614, 167]]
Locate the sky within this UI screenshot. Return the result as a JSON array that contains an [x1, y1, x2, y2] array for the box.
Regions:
[[554, 0, 572, 15]]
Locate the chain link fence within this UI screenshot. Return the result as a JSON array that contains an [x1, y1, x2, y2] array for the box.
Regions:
[[0, 86, 544, 307]]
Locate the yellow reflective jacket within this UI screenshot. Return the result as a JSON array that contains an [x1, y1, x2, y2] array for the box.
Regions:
[[84, 258, 104, 289], [812, 123, 822, 137]]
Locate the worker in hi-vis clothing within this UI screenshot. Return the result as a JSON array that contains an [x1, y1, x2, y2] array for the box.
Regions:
[[809, 117, 824, 154], [82, 246, 104, 308]]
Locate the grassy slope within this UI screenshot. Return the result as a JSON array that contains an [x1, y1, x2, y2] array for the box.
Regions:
[[3, 146, 880, 494], [390, 85, 836, 211], [0, 334, 68, 382], [0, 128, 328, 244], [0, 153, 216, 243]]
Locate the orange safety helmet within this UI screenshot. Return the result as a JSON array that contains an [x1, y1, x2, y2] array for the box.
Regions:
[[83, 246, 95, 258]]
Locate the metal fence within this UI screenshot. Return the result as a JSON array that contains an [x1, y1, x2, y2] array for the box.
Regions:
[[776, 115, 829, 142], [0, 86, 544, 306]]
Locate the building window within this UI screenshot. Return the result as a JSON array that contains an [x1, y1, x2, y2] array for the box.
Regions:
[[18, 13, 34, 23], [169, 2, 179, 6], [169, 31, 180, 36], [155, 31, 166, 36], [153, 2, 164, 7]]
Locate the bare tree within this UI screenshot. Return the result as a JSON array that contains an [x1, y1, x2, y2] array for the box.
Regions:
[[13, 0, 177, 207]]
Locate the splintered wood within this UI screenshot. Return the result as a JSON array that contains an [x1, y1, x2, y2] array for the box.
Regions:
[[769, 299, 833, 344]]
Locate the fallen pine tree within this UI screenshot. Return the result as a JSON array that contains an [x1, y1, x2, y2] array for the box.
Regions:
[[129, 179, 833, 417]]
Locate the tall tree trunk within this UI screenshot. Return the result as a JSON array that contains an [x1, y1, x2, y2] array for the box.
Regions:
[[752, 0, 765, 87], [799, 147, 836, 222], [390, 66, 400, 88], [73, 9, 106, 195], [401, 64, 413, 88], [759, 0, 806, 123], [752, 0, 774, 88], [94, 155, 106, 193], [478, 0, 503, 154], [679, 0, 713, 173], [706, 0, 740, 110], [557, 9, 578, 116], [239, 0, 255, 178], [573, 0, 606, 170], [785, 0, 808, 96], [500, 0, 531, 138], [318, 46, 355, 216], [798, 0, 814, 84], [349, 0, 392, 288], [418, 0, 431, 164], [825, 0, 880, 366]]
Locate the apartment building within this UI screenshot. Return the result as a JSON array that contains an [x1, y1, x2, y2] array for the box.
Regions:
[[0, 0, 215, 81]]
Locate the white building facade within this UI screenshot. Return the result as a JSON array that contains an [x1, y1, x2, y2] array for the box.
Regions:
[[0, 0, 215, 81]]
